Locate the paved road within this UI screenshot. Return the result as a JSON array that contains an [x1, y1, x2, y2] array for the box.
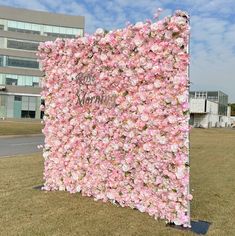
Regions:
[[0, 135, 44, 157]]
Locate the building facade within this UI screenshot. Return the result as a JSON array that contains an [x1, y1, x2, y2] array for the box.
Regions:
[[189, 91, 231, 128], [0, 5, 84, 119]]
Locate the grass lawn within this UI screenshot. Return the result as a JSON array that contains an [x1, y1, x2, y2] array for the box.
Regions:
[[0, 128, 235, 236], [0, 120, 43, 136]]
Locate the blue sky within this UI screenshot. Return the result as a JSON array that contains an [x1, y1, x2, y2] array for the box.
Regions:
[[0, 0, 235, 101]]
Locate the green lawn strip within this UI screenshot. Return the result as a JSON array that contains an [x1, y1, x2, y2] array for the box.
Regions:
[[0, 121, 43, 135]]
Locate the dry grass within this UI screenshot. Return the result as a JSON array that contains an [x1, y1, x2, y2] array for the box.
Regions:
[[0, 120, 42, 135], [0, 128, 235, 236]]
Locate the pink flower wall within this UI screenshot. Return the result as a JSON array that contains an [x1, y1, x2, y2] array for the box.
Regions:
[[38, 10, 192, 227]]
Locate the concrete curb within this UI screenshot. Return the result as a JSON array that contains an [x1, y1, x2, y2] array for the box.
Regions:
[[0, 134, 44, 139]]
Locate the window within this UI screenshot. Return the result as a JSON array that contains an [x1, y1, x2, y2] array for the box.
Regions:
[[0, 74, 41, 87], [14, 95, 22, 101], [6, 78, 18, 85], [8, 27, 40, 34], [44, 25, 82, 37], [6, 57, 39, 69], [32, 82, 39, 87], [195, 92, 207, 99], [7, 40, 39, 51], [7, 20, 40, 34], [45, 32, 76, 38], [6, 20, 83, 38], [0, 56, 3, 67], [0, 94, 6, 106], [21, 110, 35, 118], [21, 96, 37, 118]]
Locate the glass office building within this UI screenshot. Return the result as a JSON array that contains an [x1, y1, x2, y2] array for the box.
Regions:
[[0, 5, 84, 119]]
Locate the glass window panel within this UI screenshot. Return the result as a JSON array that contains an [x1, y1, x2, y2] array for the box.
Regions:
[[45, 25, 51, 32], [29, 97, 36, 110], [64, 28, 68, 34], [67, 28, 73, 35], [33, 77, 39, 83], [14, 95, 22, 101], [7, 57, 39, 69], [17, 76, 23, 86], [7, 21, 14, 27], [73, 29, 78, 35], [52, 26, 56, 33], [0, 55, 3, 67], [7, 39, 39, 51], [0, 74, 5, 84], [6, 78, 18, 85], [24, 23, 30, 30], [19, 22, 25, 29], [22, 96, 28, 103], [56, 26, 60, 33], [25, 77, 33, 86], [32, 24, 37, 31]]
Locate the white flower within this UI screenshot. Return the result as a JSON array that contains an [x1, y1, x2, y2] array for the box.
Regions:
[[72, 172, 79, 180], [141, 114, 149, 122], [130, 78, 138, 86], [168, 192, 177, 201], [93, 46, 99, 53], [150, 22, 159, 31], [122, 164, 130, 172], [158, 136, 167, 145], [138, 105, 145, 113], [151, 44, 160, 53], [164, 30, 172, 40], [112, 143, 119, 150], [174, 16, 187, 25], [137, 204, 146, 212], [103, 137, 109, 144], [127, 120, 135, 129], [59, 185, 65, 191], [171, 144, 178, 153], [76, 185, 81, 192], [143, 143, 151, 151], [92, 130, 97, 136], [125, 69, 133, 77], [175, 38, 184, 47], [128, 131, 135, 138], [123, 144, 130, 151], [177, 94, 187, 103], [107, 192, 115, 200], [154, 80, 161, 88], [63, 107, 69, 113], [176, 166, 185, 179], [80, 37, 88, 44], [100, 54, 108, 61], [133, 38, 143, 46], [43, 151, 49, 159], [168, 115, 177, 124], [95, 28, 104, 35], [134, 22, 144, 29]]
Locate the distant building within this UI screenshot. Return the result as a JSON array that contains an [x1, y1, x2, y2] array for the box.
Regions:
[[189, 91, 231, 128], [0, 5, 84, 119]]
